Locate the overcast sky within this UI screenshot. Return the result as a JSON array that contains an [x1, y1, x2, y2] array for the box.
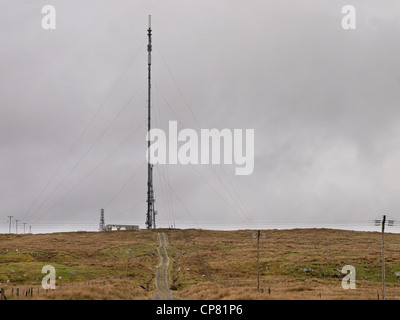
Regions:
[[1, 0, 400, 233]]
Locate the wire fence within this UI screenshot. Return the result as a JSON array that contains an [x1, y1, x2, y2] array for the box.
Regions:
[[0, 278, 113, 300]]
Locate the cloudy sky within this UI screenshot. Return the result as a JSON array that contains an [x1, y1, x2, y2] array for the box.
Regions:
[[1, 0, 400, 233]]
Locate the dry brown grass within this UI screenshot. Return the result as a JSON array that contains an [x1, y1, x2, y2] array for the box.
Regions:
[[1, 228, 400, 300], [164, 228, 400, 300], [7, 279, 152, 300], [0, 230, 160, 299]]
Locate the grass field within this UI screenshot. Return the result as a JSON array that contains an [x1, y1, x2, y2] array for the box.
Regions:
[[0, 228, 399, 300]]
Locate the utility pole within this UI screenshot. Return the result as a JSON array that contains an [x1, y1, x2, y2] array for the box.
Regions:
[[29, 225, 32, 234], [22, 223, 27, 234], [15, 219, 19, 234], [375, 215, 394, 300], [7, 216, 13, 234], [146, 15, 156, 230], [257, 230, 260, 292], [252, 231, 266, 292], [382, 215, 386, 301]]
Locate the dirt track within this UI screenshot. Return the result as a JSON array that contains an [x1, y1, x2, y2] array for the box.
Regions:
[[152, 232, 173, 300]]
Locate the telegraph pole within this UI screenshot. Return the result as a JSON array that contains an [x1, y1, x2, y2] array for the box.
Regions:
[[257, 230, 260, 292], [375, 215, 394, 300], [146, 15, 156, 230], [15, 219, 19, 234], [252, 231, 266, 292], [7, 216, 13, 234], [23, 223, 27, 234], [382, 215, 386, 300]]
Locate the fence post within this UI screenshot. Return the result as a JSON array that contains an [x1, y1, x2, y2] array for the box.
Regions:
[[0, 287, 5, 300], [11, 287, 14, 299], [16, 288, 19, 298]]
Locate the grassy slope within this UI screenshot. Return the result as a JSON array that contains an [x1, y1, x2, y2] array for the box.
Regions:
[[1, 228, 400, 299], [165, 228, 400, 300], [0, 230, 159, 299]]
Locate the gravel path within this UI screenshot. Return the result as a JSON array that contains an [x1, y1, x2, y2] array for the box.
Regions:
[[152, 232, 173, 300]]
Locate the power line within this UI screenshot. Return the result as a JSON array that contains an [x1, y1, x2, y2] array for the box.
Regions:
[[14, 219, 19, 234], [2, 218, 400, 234]]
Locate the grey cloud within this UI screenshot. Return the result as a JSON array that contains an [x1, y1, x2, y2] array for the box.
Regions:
[[0, 0, 400, 233]]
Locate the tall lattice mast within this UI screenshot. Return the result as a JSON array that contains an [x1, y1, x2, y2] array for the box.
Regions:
[[146, 15, 156, 229]]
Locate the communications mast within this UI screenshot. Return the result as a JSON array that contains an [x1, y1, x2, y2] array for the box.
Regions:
[[146, 15, 156, 229]]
